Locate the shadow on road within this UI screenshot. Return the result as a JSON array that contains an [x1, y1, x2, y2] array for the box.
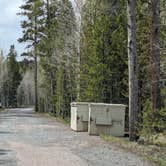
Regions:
[[0, 149, 11, 156], [0, 131, 12, 135]]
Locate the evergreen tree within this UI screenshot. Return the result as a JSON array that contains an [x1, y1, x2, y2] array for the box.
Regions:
[[38, 0, 77, 117], [5, 45, 22, 107], [18, 0, 45, 112], [80, 0, 128, 103]]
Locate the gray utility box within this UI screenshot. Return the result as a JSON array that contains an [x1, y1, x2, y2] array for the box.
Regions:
[[70, 102, 90, 131], [88, 103, 126, 137]]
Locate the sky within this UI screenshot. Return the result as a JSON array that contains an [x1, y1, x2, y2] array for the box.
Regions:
[[0, 0, 25, 58], [0, 0, 79, 59]]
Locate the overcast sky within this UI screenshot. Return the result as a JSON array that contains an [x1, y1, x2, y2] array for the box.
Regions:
[[0, 0, 26, 58], [0, 0, 79, 58]]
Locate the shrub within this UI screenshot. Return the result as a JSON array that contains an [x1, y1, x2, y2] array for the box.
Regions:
[[140, 100, 166, 143]]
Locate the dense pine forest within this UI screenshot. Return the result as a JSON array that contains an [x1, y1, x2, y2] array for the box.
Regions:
[[0, 0, 165, 143]]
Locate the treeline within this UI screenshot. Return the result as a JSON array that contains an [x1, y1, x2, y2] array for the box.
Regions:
[[0, 46, 34, 107], [0, 45, 21, 107]]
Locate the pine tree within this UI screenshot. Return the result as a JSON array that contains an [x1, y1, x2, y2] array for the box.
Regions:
[[18, 0, 45, 112], [80, 0, 128, 103], [5, 45, 22, 107], [38, 0, 77, 117]]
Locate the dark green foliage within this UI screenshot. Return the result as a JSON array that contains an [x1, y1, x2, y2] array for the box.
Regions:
[[140, 100, 166, 142], [1, 45, 22, 107], [7, 45, 22, 107], [18, 0, 45, 48], [136, 0, 166, 140], [80, 0, 128, 104]]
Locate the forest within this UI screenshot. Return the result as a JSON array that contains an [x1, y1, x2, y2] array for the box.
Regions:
[[0, 0, 165, 143]]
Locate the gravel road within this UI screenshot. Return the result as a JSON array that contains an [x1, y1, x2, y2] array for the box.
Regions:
[[0, 108, 152, 166]]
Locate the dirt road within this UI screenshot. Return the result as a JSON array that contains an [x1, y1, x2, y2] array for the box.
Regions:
[[0, 108, 152, 166]]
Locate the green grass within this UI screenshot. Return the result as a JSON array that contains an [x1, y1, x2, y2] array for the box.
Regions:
[[101, 135, 166, 166], [0, 108, 4, 112]]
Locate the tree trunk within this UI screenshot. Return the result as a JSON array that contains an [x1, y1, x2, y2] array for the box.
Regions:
[[150, 0, 161, 111], [34, 54, 38, 112], [34, 14, 38, 112], [127, 0, 139, 141]]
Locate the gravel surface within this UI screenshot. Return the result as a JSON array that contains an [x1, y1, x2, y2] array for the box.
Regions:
[[0, 108, 152, 166]]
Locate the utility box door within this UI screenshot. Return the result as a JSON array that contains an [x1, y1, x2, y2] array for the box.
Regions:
[[71, 106, 77, 131], [70, 102, 89, 132]]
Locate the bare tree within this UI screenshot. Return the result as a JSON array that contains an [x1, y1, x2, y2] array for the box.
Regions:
[[73, 0, 84, 100], [17, 70, 35, 106], [127, 0, 139, 141]]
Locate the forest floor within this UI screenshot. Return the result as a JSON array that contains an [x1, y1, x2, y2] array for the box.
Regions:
[[0, 108, 156, 166]]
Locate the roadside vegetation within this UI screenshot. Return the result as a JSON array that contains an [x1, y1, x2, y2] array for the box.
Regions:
[[102, 134, 166, 166], [0, 108, 4, 112]]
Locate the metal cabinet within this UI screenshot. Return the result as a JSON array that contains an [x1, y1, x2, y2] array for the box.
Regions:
[[88, 103, 126, 137]]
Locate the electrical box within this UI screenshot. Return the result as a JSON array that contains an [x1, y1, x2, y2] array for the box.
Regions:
[[88, 103, 126, 137]]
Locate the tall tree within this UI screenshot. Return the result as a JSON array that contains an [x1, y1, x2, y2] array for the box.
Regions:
[[18, 0, 45, 112], [150, 0, 161, 111], [0, 45, 22, 107], [0, 50, 5, 105], [17, 69, 35, 106], [0, 56, 9, 107], [127, 0, 139, 141]]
